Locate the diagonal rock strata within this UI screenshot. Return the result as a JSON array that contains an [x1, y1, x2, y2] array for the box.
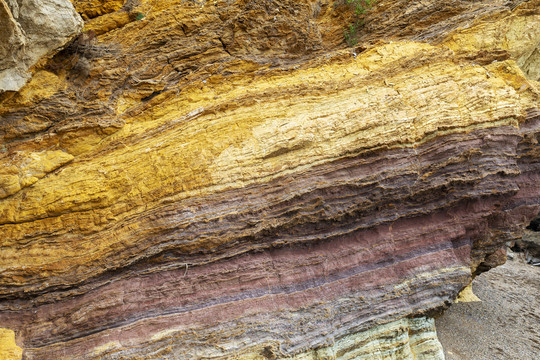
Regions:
[[0, 0, 539, 358]]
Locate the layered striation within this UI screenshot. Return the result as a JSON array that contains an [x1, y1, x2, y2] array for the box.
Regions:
[[0, 0, 539, 359]]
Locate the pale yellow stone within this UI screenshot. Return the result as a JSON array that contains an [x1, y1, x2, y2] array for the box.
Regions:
[[0, 329, 22, 360], [84, 11, 132, 35], [444, 8, 540, 81], [19, 150, 74, 188], [0, 174, 20, 199], [455, 284, 481, 303], [60, 129, 109, 156], [14, 70, 65, 106], [116, 95, 139, 114], [70, 0, 124, 20], [92, 341, 122, 356]]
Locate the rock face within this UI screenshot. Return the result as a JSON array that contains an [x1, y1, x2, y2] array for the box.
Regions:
[[0, 0, 539, 359], [0, 0, 83, 92]]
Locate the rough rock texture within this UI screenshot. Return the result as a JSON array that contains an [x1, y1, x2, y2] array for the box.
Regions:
[[0, 0, 83, 92], [515, 229, 540, 264], [0, 329, 22, 360], [0, 0, 539, 359]]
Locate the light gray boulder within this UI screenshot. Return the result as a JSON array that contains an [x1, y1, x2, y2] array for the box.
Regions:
[[0, 0, 83, 92]]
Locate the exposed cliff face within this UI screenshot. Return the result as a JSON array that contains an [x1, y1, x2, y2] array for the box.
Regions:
[[0, 0, 539, 359]]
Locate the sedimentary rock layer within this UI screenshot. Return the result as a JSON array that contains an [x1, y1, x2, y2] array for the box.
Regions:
[[0, 0, 539, 358]]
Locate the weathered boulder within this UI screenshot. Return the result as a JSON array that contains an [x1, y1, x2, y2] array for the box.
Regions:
[[0, 0, 83, 92], [0, 0, 538, 359], [515, 229, 540, 265]]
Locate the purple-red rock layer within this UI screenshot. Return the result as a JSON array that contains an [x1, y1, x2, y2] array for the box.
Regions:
[[1, 112, 539, 358], [0, 122, 529, 299]]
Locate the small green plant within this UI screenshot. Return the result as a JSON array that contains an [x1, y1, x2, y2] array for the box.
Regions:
[[347, 0, 374, 15], [135, 12, 145, 21], [342, 0, 376, 47], [344, 21, 360, 47]]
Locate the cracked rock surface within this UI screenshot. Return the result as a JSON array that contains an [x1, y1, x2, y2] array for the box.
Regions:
[[0, 0, 539, 359]]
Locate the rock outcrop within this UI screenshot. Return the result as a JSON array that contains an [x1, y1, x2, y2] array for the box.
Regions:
[[0, 0, 539, 359], [515, 228, 540, 265], [0, 0, 83, 92]]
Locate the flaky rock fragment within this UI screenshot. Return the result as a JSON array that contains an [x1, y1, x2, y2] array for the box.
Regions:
[[0, 0, 83, 92]]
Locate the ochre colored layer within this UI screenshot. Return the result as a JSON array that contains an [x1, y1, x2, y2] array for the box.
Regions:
[[0, 329, 21, 360]]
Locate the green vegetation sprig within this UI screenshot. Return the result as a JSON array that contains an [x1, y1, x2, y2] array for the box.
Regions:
[[343, 0, 376, 47], [347, 0, 374, 15]]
